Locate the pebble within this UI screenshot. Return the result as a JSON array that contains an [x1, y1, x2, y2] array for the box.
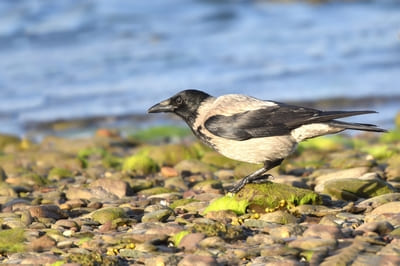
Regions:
[[0, 126, 399, 265]]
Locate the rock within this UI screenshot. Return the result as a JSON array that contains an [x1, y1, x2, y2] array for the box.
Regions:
[[161, 166, 179, 178], [47, 167, 73, 180], [205, 210, 237, 224], [144, 144, 199, 166], [357, 193, 400, 210], [370, 201, 400, 215], [315, 167, 369, 185], [175, 159, 215, 175], [291, 205, 340, 217], [246, 233, 274, 245], [260, 210, 298, 224], [365, 213, 400, 227], [141, 209, 174, 223], [178, 254, 218, 266], [29, 235, 56, 252], [122, 154, 159, 175], [89, 178, 133, 198], [385, 155, 400, 181], [90, 207, 127, 224], [355, 221, 394, 235], [192, 179, 223, 193], [138, 187, 174, 196], [164, 176, 188, 191], [178, 233, 206, 251], [303, 224, 343, 239], [198, 236, 226, 249], [318, 178, 394, 200], [29, 205, 67, 220], [259, 244, 299, 257], [0, 228, 26, 254], [288, 237, 337, 250]]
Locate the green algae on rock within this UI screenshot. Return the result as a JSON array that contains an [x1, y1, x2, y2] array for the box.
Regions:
[[139, 144, 200, 166], [0, 228, 26, 254], [137, 186, 174, 196], [122, 154, 159, 175], [48, 167, 73, 180], [205, 182, 321, 215], [171, 230, 190, 246], [90, 207, 128, 224]]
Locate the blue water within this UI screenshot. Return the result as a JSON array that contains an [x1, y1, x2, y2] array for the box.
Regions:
[[0, 0, 400, 136]]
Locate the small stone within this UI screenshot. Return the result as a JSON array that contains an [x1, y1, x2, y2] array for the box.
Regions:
[[318, 178, 394, 200], [303, 224, 343, 239], [161, 166, 179, 178], [141, 209, 174, 223], [178, 233, 206, 251], [315, 167, 369, 184], [89, 178, 132, 198], [30, 235, 56, 252], [371, 201, 400, 215], [246, 233, 274, 245], [198, 236, 226, 249], [355, 221, 394, 235], [357, 193, 400, 211], [29, 205, 67, 220], [90, 207, 127, 224], [178, 254, 218, 266], [260, 210, 297, 225], [288, 237, 337, 250], [175, 159, 215, 175]]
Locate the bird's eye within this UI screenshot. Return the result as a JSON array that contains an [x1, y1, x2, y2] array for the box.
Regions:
[[175, 96, 183, 105]]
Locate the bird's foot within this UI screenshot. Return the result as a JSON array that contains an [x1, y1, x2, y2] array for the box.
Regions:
[[228, 174, 273, 194]]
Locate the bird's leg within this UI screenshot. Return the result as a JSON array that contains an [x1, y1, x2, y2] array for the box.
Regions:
[[228, 159, 284, 193]]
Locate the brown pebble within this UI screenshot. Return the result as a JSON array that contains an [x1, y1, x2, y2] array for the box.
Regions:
[[161, 166, 179, 178], [30, 235, 56, 252]]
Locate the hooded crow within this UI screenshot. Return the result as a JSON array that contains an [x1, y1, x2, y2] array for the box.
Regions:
[[148, 90, 386, 193]]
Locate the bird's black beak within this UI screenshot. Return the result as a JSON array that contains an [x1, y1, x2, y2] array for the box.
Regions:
[[148, 99, 175, 113]]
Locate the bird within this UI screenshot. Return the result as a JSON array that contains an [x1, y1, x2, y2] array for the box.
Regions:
[[148, 90, 386, 193]]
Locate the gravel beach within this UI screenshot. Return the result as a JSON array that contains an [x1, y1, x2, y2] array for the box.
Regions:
[[0, 115, 399, 265]]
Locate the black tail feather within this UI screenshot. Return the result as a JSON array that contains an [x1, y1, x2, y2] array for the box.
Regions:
[[329, 120, 387, 133]]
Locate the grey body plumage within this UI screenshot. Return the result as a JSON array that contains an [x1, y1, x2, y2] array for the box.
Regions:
[[148, 89, 386, 193]]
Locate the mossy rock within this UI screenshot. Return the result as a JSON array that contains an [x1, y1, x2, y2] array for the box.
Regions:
[[204, 183, 321, 215], [322, 178, 395, 201], [169, 198, 199, 209], [90, 207, 128, 224], [67, 252, 119, 265], [140, 144, 199, 166], [191, 220, 244, 241], [201, 151, 240, 169], [48, 167, 73, 180], [171, 230, 190, 246], [362, 144, 397, 160], [122, 154, 159, 175], [0, 228, 26, 254], [137, 186, 174, 196]]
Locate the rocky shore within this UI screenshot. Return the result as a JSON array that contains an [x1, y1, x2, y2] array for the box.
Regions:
[[0, 114, 400, 265]]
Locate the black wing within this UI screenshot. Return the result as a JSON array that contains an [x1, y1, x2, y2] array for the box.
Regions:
[[204, 103, 376, 141]]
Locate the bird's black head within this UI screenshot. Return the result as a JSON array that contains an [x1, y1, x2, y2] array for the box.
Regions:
[[148, 89, 211, 125]]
